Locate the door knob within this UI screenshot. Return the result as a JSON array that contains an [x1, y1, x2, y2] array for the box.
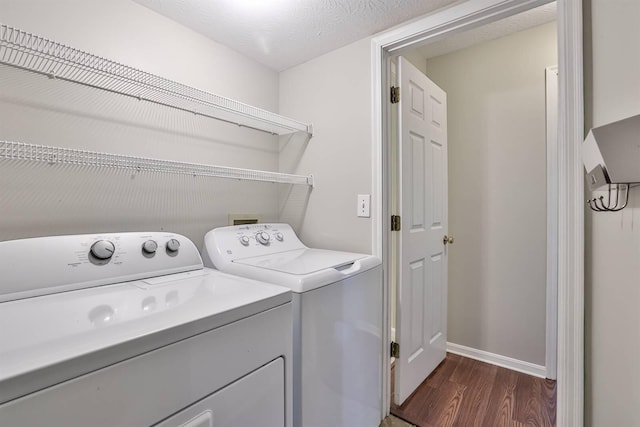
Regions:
[[443, 235, 454, 245]]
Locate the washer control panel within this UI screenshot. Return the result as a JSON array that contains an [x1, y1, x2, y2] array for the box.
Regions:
[[0, 232, 203, 303], [203, 223, 307, 265], [232, 224, 298, 250]]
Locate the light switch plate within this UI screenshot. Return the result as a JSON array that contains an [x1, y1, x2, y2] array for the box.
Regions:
[[357, 194, 371, 218]]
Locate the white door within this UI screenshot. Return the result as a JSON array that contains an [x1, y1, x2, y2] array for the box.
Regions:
[[394, 56, 449, 405]]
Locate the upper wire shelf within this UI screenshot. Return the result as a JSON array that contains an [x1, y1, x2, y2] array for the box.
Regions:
[[0, 24, 313, 137], [0, 141, 314, 187]]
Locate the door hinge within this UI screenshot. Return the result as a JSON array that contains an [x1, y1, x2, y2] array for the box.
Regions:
[[390, 86, 400, 104], [391, 341, 400, 358], [391, 215, 401, 231]]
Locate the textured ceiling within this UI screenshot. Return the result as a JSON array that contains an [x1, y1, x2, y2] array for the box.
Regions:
[[417, 2, 556, 59], [132, 0, 459, 71]]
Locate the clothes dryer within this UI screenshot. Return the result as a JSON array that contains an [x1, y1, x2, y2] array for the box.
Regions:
[[0, 231, 292, 427]]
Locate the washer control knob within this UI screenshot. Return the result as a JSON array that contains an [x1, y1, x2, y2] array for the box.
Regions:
[[90, 240, 116, 260], [166, 238, 181, 253], [239, 235, 250, 246], [142, 240, 158, 254], [274, 232, 284, 242], [256, 231, 271, 245]]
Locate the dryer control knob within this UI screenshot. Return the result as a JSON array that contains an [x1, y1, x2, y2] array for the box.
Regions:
[[274, 232, 284, 241], [239, 235, 250, 246], [142, 240, 158, 254], [90, 240, 116, 260], [256, 231, 270, 245], [166, 238, 181, 253]]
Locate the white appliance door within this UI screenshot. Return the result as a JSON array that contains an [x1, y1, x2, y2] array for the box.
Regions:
[[395, 56, 449, 405], [155, 358, 285, 427]]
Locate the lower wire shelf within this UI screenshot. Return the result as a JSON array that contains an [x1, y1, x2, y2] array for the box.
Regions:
[[0, 140, 313, 187]]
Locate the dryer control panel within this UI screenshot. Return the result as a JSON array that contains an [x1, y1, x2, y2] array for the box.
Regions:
[[0, 232, 203, 302]]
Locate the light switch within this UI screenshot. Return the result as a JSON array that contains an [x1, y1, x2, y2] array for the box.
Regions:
[[357, 194, 371, 218]]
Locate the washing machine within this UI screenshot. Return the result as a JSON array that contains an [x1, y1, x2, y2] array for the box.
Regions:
[[0, 231, 293, 427], [202, 223, 382, 427]]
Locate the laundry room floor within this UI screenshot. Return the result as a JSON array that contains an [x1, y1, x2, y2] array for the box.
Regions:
[[380, 414, 415, 427], [390, 353, 556, 427]]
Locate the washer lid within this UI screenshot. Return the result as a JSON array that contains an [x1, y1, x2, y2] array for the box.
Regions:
[[233, 248, 367, 275], [0, 268, 290, 404]]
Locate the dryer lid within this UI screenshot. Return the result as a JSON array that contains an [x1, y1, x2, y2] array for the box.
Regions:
[[233, 248, 367, 275]]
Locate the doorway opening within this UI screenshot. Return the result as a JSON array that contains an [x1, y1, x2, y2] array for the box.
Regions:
[[371, 0, 584, 425]]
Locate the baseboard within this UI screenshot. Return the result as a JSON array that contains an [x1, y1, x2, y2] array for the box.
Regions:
[[446, 342, 546, 379]]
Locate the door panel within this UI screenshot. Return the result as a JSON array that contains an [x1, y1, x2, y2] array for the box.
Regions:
[[430, 140, 444, 226], [411, 132, 426, 229], [409, 258, 425, 360], [395, 56, 448, 405], [409, 81, 425, 118], [430, 253, 443, 343]]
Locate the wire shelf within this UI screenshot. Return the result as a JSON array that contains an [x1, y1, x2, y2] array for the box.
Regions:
[[0, 24, 312, 137], [0, 141, 314, 186]]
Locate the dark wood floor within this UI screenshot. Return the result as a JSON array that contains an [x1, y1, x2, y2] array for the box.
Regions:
[[391, 353, 556, 427]]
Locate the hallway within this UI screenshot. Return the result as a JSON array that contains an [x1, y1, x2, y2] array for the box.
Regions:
[[391, 353, 556, 427]]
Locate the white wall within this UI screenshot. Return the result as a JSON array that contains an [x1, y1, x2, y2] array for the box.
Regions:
[[401, 50, 428, 75], [584, 1, 640, 425], [424, 22, 557, 366], [278, 38, 373, 254], [0, 0, 285, 248]]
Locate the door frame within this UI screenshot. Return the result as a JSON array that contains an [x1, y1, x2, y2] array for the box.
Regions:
[[546, 65, 559, 380], [370, 0, 584, 425]]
